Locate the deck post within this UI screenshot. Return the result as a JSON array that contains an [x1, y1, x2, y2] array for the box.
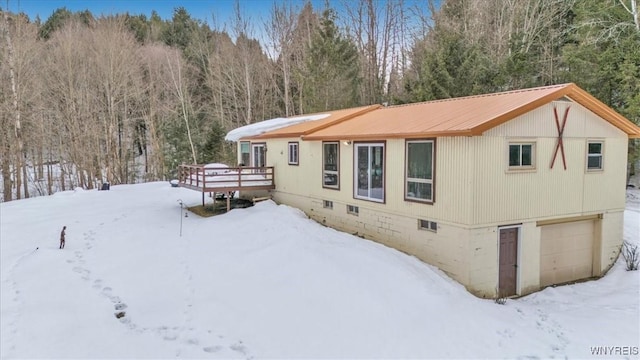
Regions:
[[202, 191, 205, 206], [226, 194, 231, 212]]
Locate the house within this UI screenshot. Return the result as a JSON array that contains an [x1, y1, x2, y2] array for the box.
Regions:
[[226, 83, 640, 298]]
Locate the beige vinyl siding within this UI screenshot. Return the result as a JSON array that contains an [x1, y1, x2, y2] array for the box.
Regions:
[[484, 101, 627, 139], [264, 137, 475, 226], [582, 139, 627, 212], [473, 101, 628, 225]]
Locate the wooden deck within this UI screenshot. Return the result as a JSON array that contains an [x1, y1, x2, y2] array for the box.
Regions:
[[177, 165, 275, 207]]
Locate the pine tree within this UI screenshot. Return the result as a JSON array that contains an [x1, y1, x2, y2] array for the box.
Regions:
[[302, 9, 360, 113]]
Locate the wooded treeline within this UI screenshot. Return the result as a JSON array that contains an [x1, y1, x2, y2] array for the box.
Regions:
[[1, 0, 638, 201]]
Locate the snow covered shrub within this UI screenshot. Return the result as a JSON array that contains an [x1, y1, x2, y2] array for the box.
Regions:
[[621, 241, 639, 271]]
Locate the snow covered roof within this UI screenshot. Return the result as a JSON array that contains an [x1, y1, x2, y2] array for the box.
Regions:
[[224, 105, 383, 142], [225, 114, 330, 142]]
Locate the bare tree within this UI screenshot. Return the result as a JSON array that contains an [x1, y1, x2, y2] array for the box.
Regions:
[[619, 0, 639, 31], [90, 17, 143, 184], [341, 0, 407, 104], [139, 43, 177, 179], [165, 48, 198, 164], [265, 1, 298, 117], [1, 10, 28, 199]]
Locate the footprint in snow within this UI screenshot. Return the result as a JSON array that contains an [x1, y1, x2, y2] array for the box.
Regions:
[[203, 346, 223, 353], [163, 333, 178, 341], [230, 341, 248, 355], [72, 267, 90, 275]]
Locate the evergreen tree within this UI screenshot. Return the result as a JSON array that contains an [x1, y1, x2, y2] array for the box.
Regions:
[[303, 9, 360, 112], [561, 0, 640, 176]]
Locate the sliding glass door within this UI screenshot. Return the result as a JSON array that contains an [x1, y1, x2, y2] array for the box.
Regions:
[[354, 143, 384, 202]]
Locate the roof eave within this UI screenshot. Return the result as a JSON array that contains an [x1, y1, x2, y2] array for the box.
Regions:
[[248, 104, 383, 141]]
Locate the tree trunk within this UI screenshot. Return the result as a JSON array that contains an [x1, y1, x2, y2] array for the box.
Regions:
[[2, 10, 28, 199]]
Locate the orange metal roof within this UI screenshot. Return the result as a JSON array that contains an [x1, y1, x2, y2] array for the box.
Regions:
[[298, 83, 640, 140], [245, 105, 381, 140]]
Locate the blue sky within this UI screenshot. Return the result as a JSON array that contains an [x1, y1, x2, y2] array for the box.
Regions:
[[4, 0, 329, 25]]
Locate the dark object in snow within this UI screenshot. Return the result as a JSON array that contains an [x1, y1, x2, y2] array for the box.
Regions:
[[115, 311, 125, 319], [627, 184, 636, 189], [621, 241, 639, 271], [101, 182, 110, 191], [170, 179, 179, 187], [59, 226, 66, 249]]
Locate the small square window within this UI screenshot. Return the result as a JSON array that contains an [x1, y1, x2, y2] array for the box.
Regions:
[[323, 200, 333, 209], [508, 142, 535, 169], [347, 205, 359, 216], [587, 141, 603, 170]]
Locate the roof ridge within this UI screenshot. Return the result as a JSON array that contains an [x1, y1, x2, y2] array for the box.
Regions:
[[387, 83, 572, 109]]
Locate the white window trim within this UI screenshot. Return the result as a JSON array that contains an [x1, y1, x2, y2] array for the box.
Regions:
[[405, 140, 434, 203], [353, 142, 385, 203], [507, 141, 536, 172], [586, 140, 604, 172]]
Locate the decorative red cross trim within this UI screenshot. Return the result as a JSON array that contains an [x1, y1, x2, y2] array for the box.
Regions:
[[550, 106, 570, 170]]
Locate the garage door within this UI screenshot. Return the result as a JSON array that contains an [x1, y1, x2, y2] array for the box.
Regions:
[[540, 220, 595, 287]]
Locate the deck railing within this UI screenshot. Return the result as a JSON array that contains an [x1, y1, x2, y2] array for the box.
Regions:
[[177, 165, 275, 193]]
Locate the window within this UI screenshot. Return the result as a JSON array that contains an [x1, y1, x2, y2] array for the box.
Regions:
[[418, 219, 438, 232], [587, 141, 603, 170], [508, 142, 535, 169], [323, 200, 333, 209], [354, 143, 385, 202], [239, 142, 250, 166], [347, 204, 359, 215], [406, 140, 434, 202], [323, 142, 339, 189], [288, 142, 299, 165]]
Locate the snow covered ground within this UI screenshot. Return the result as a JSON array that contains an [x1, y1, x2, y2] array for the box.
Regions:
[[1, 182, 638, 359]]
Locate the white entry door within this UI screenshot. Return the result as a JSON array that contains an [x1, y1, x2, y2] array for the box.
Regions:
[[252, 144, 266, 168]]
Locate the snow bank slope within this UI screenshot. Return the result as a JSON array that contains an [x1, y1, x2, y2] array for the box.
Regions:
[[1, 182, 638, 358]]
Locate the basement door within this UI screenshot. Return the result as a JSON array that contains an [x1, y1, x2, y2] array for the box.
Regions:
[[498, 227, 519, 297]]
